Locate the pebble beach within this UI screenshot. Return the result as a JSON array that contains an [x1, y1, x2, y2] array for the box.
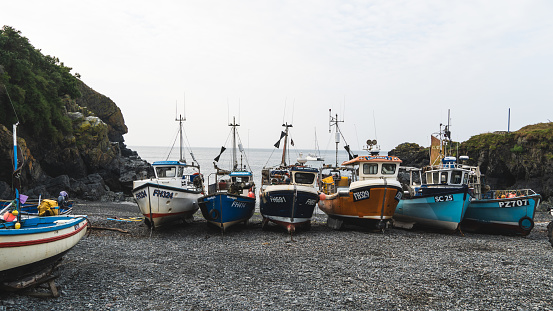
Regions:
[[1, 201, 553, 310]]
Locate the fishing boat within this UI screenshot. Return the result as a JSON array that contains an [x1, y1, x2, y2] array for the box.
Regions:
[[393, 120, 471, 231], [318, 111, 402, 230], [0, 123, 88, 290], [132, 114, 204, 229], [459, 160, 541, 236], [259, 122, 320, 233], [198, 117, 256, 232]]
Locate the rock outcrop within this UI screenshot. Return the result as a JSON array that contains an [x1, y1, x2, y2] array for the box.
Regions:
[[0, 82, 152, 201]]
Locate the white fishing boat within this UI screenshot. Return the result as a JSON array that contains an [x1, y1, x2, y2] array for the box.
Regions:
[[132, 114, 204, 228], [0, 123, 88, 291]]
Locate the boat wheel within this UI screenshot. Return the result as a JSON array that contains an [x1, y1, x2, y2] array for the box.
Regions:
[[547, 221, 553, 248]]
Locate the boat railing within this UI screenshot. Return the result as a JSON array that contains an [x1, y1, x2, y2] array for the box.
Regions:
[[481, 189, 537, 199]]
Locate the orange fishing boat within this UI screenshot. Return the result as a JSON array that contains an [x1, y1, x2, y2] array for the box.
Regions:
[[318, 110, 403, 230]]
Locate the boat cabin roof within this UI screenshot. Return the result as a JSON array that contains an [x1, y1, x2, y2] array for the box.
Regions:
[[290, 166, 318, 173], [230, 171, 252, 177], [342, 155, 402, 166], [152, 160, 186, 166]]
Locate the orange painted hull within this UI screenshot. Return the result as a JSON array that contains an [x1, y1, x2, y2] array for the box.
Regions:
[[319, 186, 402, 226]]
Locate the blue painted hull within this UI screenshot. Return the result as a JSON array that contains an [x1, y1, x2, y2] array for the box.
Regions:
[[394, 188, 470, 231], [259, 186, 319, 232], [461, 194, 541, 236], [198, 193, 255, 231]]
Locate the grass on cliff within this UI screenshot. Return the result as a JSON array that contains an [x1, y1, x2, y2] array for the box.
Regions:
[[461, 122, 553, 152]]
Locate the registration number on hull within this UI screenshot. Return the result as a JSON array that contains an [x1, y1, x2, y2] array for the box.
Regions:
[[352, 189, 370, 202], [434, 195, 453, 202], [498, 199, 529, 208]]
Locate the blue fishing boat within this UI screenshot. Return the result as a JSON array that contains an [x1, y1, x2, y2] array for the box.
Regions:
[[459, 163, 541, 236], [394, 160, 471, 231], [394, 119, 471, 231], [198, 117, 256, 232], [259, 122, 320, 233]]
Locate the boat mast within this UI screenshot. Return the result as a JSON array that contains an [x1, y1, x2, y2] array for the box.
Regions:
[[230, 116, 239, 171], [329, 109, 344, 167], [281, 122, 292, 167], [13, 123, 20, 223], [176, 114, 186, 162]]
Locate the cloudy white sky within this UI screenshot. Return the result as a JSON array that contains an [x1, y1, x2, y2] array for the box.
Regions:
[[2, 1, 552, 152]]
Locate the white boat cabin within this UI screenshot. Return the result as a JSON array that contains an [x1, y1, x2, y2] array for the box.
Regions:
[[262, 167, 319, 188], [152, 161, 201, 189], [321, 155, 402, 194], [343, 155, 402, 181]]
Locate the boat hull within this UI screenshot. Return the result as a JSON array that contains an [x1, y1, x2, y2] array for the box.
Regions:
[[260, 185, 319, 232], [198, 193, 255, 231], [461, 194, 541, 236], [0, 215, 88, 283], [394, 188, 470, 231], [132, 182, 201, 228], [319, 181, 402, 229]]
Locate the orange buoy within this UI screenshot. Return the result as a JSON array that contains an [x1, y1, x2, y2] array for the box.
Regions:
[[248, 191, 255, 198], [3, 212, 15, 222], [319, 193, 326, 201]]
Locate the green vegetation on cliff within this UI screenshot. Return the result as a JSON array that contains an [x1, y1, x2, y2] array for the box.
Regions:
[[0, 26, 80, 142]]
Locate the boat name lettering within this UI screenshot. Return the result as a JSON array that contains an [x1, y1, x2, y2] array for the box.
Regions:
[[270, 196, 286, 203], [231, 201, 247, 208], [352, 189, 370, 202], [135, 190, 147, 200], [306, 199, 317, 206], [434, 195, 453, 202], [153, 189, 174, 199], [498, 199, 529, 208]]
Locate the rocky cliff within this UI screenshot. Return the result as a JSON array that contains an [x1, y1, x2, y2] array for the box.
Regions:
[[0, 81, 152, 201]]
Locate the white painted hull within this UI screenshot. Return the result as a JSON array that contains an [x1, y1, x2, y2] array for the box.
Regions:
[[0, 216, 88, 282], [132, 182, 201, 228]]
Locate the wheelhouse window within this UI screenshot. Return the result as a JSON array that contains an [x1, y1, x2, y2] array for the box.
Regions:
[[451, 171, 463, 184], [294, 172, 315, 184], [363, 163, 379, 175], [381, 164, 396, 175], [440, 172, 448, 184], [156, 167, 176, 178]]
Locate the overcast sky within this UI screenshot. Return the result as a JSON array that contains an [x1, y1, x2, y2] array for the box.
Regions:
[[2, 0, 552, 152]]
